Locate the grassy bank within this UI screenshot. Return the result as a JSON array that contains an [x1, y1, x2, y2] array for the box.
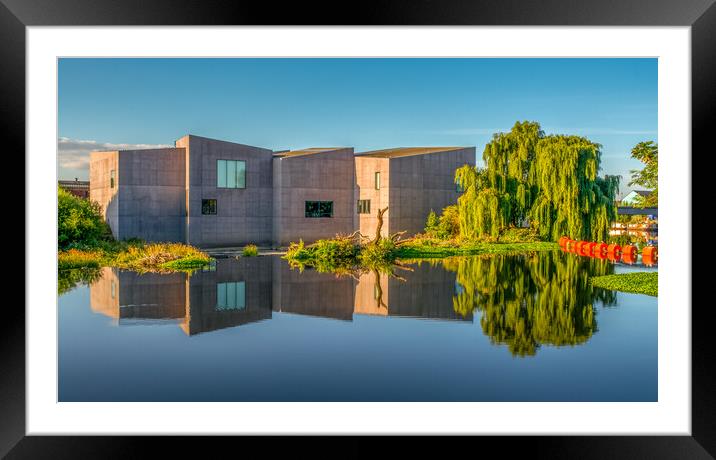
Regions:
[[58, 241, 212, 273], [590, 272, 658, 297], [283, 233, 557, 274], [395, 239, 557, 258]]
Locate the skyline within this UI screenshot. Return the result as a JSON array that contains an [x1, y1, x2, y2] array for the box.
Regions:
[[58, 58, 657, 197]]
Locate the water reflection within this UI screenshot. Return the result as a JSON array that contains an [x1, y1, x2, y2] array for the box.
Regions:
[[81, 251, 622, 356], [442, 252, 616, 356]]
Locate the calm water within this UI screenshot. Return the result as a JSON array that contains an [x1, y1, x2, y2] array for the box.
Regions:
[[58, 251, 657, 401]]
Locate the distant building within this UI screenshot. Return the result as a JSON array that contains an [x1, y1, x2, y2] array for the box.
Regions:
[[89, 134, 476, 247], [58, 179, 90, 199], [620, 190, 653, 206]]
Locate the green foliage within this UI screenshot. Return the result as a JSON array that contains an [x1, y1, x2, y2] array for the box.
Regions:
[[591, 272, 657, 297], [242, 244, 259, 257], [112, 243, 211, 272], [358, 238, 397, 268], [395, 240, 556, 259], [424, 209, 439, 235], [58, 187, 111, 249], [628, 141, 658, 207], [424, 205, 460, 239], [497, 227, 543, 243], [284, 237, 360, 273], [58, 267, 103, 295], [58, 248, 105, 270], [456, 122, 620, 242], [443, 251, 616, 356], [58, 242, 212, 273]]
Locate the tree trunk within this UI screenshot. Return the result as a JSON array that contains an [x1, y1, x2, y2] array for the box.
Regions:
[[372, 206, 389, 244]]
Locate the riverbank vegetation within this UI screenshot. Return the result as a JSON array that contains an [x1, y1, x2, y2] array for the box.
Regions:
[[58, 187, 211, 272], [590, 272, 658, 297]]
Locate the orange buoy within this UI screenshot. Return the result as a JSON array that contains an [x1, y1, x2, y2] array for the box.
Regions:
[[607, 244, 622, 256], [642, 246, 658, 260], [582, 242, 596, 256], [607, 251, 622, 262], [565, 240, 576, 252], [642, 253, 657, 266], [559, 236, 570, 247], [592, 242, 608, 257], [622, 245, 638, 264]]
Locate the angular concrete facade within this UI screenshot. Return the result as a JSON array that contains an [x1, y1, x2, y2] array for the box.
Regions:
[[355, 147, 477, 238], [89, 135, 475, 247], [272, 148, 356, 245], [176, 135, 274, 247]]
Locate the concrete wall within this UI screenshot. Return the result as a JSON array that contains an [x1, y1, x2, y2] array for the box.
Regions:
[[388, 147, 475, 236], [177, 135, 274, 247], [116, 148, 186, 242], [354, 156, 391, 238], [89, 151, 120, 239], [183, 257, 273, 335], [89, 268, 187, 323], [272, 257, 355, 321], [272, 148, 356, 246], [89, 148, 186, 242]]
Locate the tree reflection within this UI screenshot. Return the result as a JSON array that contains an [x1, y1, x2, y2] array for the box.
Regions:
[[443, 251, 616, 356]]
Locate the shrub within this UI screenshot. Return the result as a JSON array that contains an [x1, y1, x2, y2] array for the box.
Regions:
[[58, 187, 111, 249], [242, 244, 259, 257], [424, 205, 460, 240], [58, 248, 105, 270], [358, 238, 397, 268], [498, 227, 543, 243]]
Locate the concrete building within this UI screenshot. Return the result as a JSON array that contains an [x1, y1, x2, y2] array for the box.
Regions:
[[272, 148, 356, 246], [619, 190, 653, 206], [355, 147, 476, 237], [89, 135, 475, 247]]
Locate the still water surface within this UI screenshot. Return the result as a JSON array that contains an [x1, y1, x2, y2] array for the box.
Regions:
[[58, 251, 657, 401]]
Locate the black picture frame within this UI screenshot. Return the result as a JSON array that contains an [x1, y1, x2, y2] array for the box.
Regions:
[[5, 0, 712, 457]]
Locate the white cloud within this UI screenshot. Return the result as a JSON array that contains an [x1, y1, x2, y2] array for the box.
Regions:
[[57, 137, 173, 169]]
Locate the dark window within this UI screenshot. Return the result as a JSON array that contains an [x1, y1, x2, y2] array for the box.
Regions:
[[202, 199, 217, 215], [305, 201, 333, 218], [357, 199, 371, 214], [110, 170, 115, 188]]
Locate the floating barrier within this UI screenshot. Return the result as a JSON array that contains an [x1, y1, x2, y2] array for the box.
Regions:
[[621, 245, 638, 264], [558, 236, 656, 265]]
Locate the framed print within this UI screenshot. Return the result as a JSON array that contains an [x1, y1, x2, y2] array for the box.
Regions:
[[6, 0, 713, 457]]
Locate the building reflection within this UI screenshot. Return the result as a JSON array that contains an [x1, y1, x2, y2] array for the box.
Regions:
[[89, 256, 472, 335]]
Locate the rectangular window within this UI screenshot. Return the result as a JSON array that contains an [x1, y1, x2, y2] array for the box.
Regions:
[[216, 282, 246, 311], [217, 159, 246, 189], [110, 170, 115, 188], [375, 172, 381, 190], [305, 201, 333, 218], [357, 199, 371, 214], [202, 199, 217, 215]]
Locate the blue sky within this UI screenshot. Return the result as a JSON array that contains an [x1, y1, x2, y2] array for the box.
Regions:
[[58, 58, 657, 197]]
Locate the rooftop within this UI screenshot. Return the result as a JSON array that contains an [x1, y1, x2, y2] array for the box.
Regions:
[[273, 148, 347, 158], [355, 147, 469, 159]]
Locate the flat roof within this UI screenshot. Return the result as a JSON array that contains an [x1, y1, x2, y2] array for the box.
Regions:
[[273, 148, 347, 158], [355, 147, 469, 158]]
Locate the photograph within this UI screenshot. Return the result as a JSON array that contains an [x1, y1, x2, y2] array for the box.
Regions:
[[56, 57, 659, 402]]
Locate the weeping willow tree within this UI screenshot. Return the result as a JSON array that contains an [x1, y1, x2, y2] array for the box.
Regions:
[[455, 121, 620, 241], [443, 251, 616, 356]]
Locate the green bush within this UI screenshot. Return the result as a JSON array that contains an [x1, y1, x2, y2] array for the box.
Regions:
[[424, 205, 460, 240], [242, 244, 259, 257], [58, 187, 111, 249], [358, 238, 397, 268], [498, 227, 543, 243]]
